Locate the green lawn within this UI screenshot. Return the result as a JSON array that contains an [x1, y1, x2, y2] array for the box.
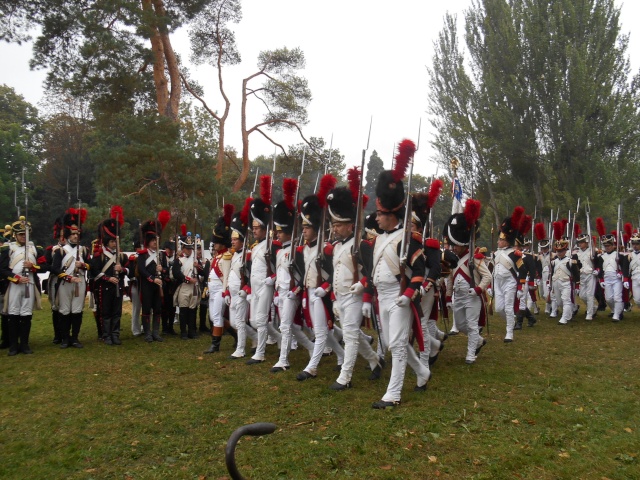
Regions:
[[1, 298, 639, 479]]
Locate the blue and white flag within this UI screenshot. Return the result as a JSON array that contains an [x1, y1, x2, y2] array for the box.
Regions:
[[451, 177, 464, 214]]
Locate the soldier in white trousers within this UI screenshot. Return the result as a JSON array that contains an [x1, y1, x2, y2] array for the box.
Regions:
[[623, 233, 640, 307], [492, 207, 528, 342], [270, 179, 315, 373], [444, 206, 491, 364], [550, 232, 581, 325], [575, 234, 598, 320], [326, 183, 383, 390], [596, 233, 626, 321]]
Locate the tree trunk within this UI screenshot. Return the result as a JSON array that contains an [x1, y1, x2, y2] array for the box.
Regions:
[[152, 0, 181, 122], [142, 0, 169, 118], [233, 77, 251, 192]]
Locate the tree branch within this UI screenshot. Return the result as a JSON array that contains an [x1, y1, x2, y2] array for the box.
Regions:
[[180, 72, 221, 121]]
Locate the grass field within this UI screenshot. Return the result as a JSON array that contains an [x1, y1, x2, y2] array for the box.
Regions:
[[1, 298, 639, 480]]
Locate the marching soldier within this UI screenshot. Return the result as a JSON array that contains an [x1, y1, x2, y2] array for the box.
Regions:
[[575, 232, 598, 320], [204, 205, 234, 354], [326, 180, 383, 390], [0, 217, 47, 355], [161, 239, 177, 335], [246, 181, 282, 365], [270, 179, 315, 373], [226, 202, 258, 359], [364, 140, 430, 409], [295, 190, 345, 381], [443, 202, 491, 364], [128, 236, 142, 336], [90, 217, 130, 345], [172, 227, 201, 339], [534, 223, 554, 315], [0, 225, 9, 350], [198, 242, 211, 334], [623, 232, 640, 309], [550, 224, 581, 325], [595, 223, 626, 321], [492, 207, 528, 342], [52, 209, 89, 349], [136, 214, 170, 342], [514, 217, 538, 330]]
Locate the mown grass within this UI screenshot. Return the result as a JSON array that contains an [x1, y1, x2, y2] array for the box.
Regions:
[[1, 298, 639, 480]]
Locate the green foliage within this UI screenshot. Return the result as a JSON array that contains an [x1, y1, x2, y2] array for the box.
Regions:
[[428, 0, 640, 232], [364, 150, 384, 210]]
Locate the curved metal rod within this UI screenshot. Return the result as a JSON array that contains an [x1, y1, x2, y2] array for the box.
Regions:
[[225, 422, 277, 480]]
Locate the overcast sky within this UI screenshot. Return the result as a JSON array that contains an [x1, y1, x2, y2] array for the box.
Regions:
[[1, 0, 639, 179]]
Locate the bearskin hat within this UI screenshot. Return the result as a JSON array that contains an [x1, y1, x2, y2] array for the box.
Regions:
[[327, 187, 356, 223], [375, 170, 405, 216], [499, 206, 525, 246], [213, 204, 234, 248], [300, 195, 322, 231], [444, 199, 481, 247], [52, 217, 64, 240], [250, 198, 271, 228], [230, 212, 247, 241], [140, 220, 160, 247], [273, 201, 295, 234], [62, 208, 86, 238], [364, 212, 382, 238], [162, 240, 176, 251], [100, 218, 119, 245]]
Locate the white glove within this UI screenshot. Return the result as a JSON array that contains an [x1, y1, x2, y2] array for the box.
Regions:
[[349, 282, 364, 295], [273, 296, 281, 308], [285, 290, 297, 300], [535, 279, 540, 286], [616, 271, 622, 279], [600, 281, 605, 289], [314, 287, 327, 298], [395, 295, 410, 308], [362, 302, 373, 318], [264, 276, 275, 286], [246, 294, 252, 303], [516, 289, 524, 299], [302, 298, 307, 310], [574, 288, 580, 297], [332, 305, 340, 318], [486, 287, 493, 298], [529, 283, 537, 291], [224, 295, 231, 306], [419, 285, 426, 297], [468, 288, 479, 296], [592, 269, 598, 276], [446, 301, 453, 309], [237, 290, 247, 299], [623, 281, 630, 289]]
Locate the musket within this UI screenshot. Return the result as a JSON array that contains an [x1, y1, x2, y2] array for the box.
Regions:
[[570, 198, 580, 252], [241, 169, 260, 288], [22, 169, 30, 298], [74, 174, 82, 297], [315, 135, 333, 288], [531, 206, 537, 250], [313, 173, 320, 192], [616, 203, 622, 263], [266, 149, 277, 277], [585, 198, 595, 257], [193, 209, 200, 296], [424, 165, 440, 240], [399, 122, 420, 293], [289, 148, 305, 290], [352, 117, 371, 284], [115, 206, 122, 298]]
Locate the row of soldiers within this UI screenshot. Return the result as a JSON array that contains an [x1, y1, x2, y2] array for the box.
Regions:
[[3, 141, 639, 409]]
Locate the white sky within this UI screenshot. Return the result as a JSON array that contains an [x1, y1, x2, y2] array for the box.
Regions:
[[1, 0, 639, 179]]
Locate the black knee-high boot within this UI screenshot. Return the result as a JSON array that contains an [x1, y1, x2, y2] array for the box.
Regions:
[[19, 316, 33, 354], [59, 314, 72, 348], [0, 314, 10, 349], [71, 313, 84, 348], [52, 311, 62, 344], [7, 315, 20, 356]]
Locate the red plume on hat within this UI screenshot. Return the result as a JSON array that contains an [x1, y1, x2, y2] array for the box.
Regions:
[[560, 218, 568, 235], [260, 175, 272, 205], [223, 204, 234, 227], [511, 206, 525, 231], [79, 208, 87, 224], [534, 222, 547, 241], [180, 224, 187, 236], [464, 199, 481, 227], [158, 210, 171, 230], [552, 221, 563, 241], [596, 217, 606, 237], [318, 174, 337, 208], [573, 223, 582, 237], [427, 179, 444, 209], [392, 139, 416, 182], [624, 222, 632, 238], [282, 178, 297, 210], [347, 166, 362, 204], [110, 205, 124, 227], [240, 197, 253, 225], [519, 214, 533, 236]]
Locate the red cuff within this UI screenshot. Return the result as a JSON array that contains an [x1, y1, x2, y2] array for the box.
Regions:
[[359, 277, 367, 286], [474, 286, 483, 296], [242, 285, 251, 295], [330, 291, 336, 301], [528, 281, 535, 287], [363, 293, 373, 303], [445, 296, 452, 303], [403, 288, 415, 299], [320, 281, 330, 291], [222, 290, 230, 298]]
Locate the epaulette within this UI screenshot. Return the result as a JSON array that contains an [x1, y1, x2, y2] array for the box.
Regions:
[[296, 245, 304, 253], [362, 239, 373, 247], [272, 240, 282, 247], [94, 247, 103, 256], [513, 250, 523, 257], [46, 245, 53, 251], [323, 243, 334, 256], [137, 248, 148, 255], [425, 238, 440, 250], [473, 253, 485, 260], [222, 251, 233, 260], [250, 241, 258, 249], [128, 254, 137, 261]]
